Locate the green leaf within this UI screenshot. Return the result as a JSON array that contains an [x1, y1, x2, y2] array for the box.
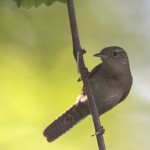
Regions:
[[12, 0, 66, 8]]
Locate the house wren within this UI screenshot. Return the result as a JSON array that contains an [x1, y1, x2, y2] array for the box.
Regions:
[[43, 46, 133, 142]]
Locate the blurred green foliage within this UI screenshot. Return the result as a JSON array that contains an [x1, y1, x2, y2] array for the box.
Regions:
[[0, 0, 150, 150], [13, 0, 66, 8]]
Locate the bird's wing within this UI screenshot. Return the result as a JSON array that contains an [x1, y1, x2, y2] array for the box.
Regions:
[[78, 64, 101, 82], [79, 64, 102, 95], [89, 64, 102, 79]]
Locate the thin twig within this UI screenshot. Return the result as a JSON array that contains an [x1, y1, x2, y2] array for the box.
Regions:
[[66, 0, 106, 149]]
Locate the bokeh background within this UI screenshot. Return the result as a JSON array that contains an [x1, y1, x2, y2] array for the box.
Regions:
[[0, 0, 150, 150]]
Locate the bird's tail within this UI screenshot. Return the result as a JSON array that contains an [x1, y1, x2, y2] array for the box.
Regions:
[[43, 99, 89, 142]]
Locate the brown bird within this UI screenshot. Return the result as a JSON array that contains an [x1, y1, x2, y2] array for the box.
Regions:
[[43, 46, 133, 142]]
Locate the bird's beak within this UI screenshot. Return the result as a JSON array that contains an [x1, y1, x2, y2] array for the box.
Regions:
[[93, 53, 107, 58]]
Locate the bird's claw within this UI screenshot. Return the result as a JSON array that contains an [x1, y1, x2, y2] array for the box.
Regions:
[[77, 49, 86, 73]]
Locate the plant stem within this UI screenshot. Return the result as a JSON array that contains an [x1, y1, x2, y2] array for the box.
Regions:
[[66, 0, 106, 149]]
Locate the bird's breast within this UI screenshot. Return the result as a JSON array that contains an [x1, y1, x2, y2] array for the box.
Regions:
[[90, 75, 123, 115]]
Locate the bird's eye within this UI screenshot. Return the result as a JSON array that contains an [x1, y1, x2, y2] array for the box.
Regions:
[[113, 51, 118, 57]]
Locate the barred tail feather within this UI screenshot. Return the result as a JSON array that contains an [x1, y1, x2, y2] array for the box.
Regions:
[[43, 101, 89, 142]]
